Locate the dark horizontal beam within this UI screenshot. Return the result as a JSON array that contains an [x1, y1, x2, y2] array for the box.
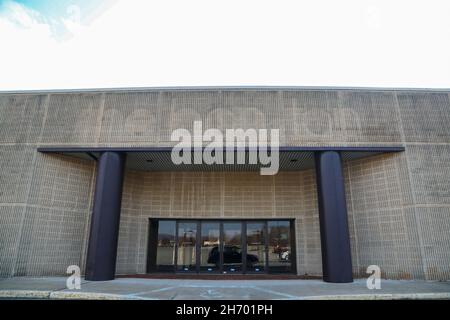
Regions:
[[37, 146, 405, 154], [152, 217, 295, 222]]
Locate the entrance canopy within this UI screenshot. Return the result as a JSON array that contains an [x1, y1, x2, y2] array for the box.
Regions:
[[36, 145, 404, 282], [37, 146, 404, 172]]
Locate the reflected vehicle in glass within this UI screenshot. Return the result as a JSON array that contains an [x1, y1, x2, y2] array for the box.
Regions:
[[207, 245, 259, 266]]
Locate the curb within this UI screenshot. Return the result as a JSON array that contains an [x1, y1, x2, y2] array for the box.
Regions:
[[0, 290, 138, 300], [300, 293, 450, 300], [0, 290, 52, 299]]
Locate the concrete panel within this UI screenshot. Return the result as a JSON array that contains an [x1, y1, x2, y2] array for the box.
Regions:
[[14, 206, 89, 276], [0, 145, 35, 203], [349, 207, 424, 279], [3, 152, 96, 277], [0, 94, 47, 144], [295, 211, 322, 276], [223, 173, 274, 218], [26, 153, 94, 211], [99, 92, 161, 144], [338, 91, 402, 143], [141, 172, 173, 216], [345, 153, 414, 213], [40, 93, 102, 144], [397, 92, 450, 143], [344, 153, 424, 279], [273, 171, 317, 217], [161, 91, 221, 143], [282, 90, 342, 145], [415, 206, 450, 280], [116, 215, 148, 275], [0, 205, 26, 277], [221, 91, 285, 144], [406, 144, 450, 205]]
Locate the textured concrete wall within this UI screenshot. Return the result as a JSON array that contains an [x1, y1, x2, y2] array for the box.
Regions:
[[0, 88, 449, 280], [0, 94, 96, 277], [344, 153, 424, 279]]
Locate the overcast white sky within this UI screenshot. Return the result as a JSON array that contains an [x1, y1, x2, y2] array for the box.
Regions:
[[0, 0, 450, 90]]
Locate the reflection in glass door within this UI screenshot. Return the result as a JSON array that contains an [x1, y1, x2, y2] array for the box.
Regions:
[[155, 220, 176, 271], [268, 221, 292, 273], [200, 222, 221, 272], [246, 222, 267, 273], [177, 221, 197, 272], [222, 222, 243, 273]]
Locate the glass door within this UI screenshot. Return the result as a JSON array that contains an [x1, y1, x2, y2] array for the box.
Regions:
[[222, 222, 243, 273], [176, 221, 197, 272], [155, 220, 176, 272], [268, 220, 292, 273], [246, 221, 267, 273], [200, 222, 221, 273]]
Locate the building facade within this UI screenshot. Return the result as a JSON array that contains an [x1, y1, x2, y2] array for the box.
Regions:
[[0, 87, 449, 282]]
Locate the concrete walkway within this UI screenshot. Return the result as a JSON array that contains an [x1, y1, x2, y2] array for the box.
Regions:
[[0, 277, 449, 300]]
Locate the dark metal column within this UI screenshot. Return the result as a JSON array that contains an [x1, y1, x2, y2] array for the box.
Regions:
[[85, 152, 126, 281], [314, 151, 353, 283]]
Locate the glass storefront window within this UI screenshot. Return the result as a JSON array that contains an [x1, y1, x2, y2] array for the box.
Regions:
[[246, 222, 266, 272], [177, 222, 197, 272], [200, 222, 221, 272], [222, 222, 243, 273], [150, 219, 294, 274], [268, 221, 292, 272], [156, 220, 176, 271]]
